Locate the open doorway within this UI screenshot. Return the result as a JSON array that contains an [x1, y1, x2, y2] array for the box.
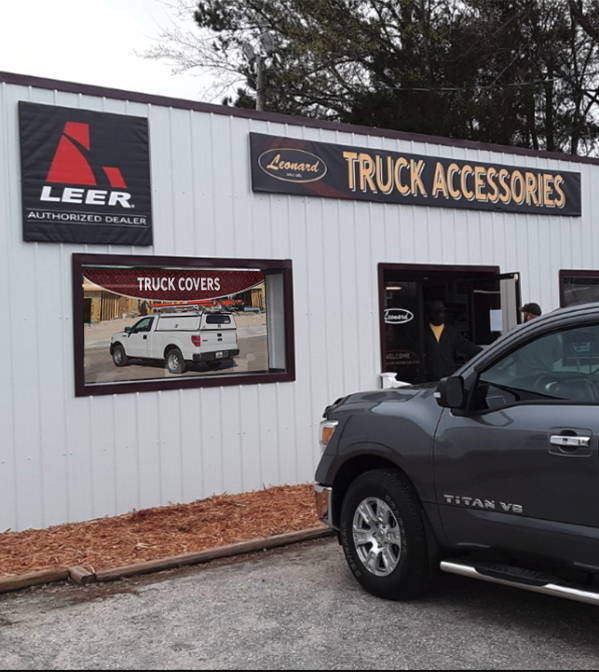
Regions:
[[378, 264, 521, 384]]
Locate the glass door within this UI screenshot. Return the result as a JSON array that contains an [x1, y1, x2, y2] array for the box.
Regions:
[[382, 280, 424, 383]]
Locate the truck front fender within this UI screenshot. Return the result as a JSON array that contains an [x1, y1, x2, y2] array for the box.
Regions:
[[321, 440, 432, 504]]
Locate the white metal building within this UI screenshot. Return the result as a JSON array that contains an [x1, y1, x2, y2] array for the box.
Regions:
[[1, 71, 598, 532]]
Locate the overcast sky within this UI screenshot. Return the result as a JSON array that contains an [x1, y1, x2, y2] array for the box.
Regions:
[[0, 0, 212, 101]]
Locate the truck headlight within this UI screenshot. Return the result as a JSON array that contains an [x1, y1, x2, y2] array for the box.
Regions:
[[319, 419, 338, 453]]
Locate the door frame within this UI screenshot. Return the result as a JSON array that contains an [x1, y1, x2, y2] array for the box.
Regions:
[[498, 271, 523, 332], [377, 263, 500, 374]]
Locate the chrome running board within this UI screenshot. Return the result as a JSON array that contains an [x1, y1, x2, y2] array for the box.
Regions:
[[440, 560, 599, 607]]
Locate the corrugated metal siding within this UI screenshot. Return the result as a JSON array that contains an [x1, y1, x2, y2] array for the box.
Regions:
[[1, 80, 596, 531]]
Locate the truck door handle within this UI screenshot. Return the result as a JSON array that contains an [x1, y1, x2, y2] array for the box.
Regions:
[[143, 335, 148, 340], [549, 435, 590, 448]]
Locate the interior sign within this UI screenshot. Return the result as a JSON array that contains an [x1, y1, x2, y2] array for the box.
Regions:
[[384, 308, 414, 324], [19, 102, 153, 244], [250, 133, 581, 216]]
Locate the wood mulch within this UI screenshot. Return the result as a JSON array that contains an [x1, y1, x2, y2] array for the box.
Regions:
[[0, 484, 323, 578]]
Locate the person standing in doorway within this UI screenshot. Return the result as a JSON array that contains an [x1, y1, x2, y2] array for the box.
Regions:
[[422, 300, 482, 381], [520, 302, 542, 322]]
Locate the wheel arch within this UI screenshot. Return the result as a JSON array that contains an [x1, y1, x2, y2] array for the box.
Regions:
[[163, 343, 181, 359], [331, 452, 417, 529]]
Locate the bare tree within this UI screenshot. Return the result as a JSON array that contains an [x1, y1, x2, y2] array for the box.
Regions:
[[140, 0, 246, 102]]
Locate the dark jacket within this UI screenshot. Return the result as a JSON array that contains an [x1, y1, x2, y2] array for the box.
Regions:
[[422, 324, 482, 382]]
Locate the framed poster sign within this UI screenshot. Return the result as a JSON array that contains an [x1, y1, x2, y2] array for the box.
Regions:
[[72, 254, 295, 396]]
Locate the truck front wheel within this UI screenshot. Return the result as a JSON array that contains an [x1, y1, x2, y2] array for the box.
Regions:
[[165, 347, 186, 374], [112, 344, 129, 367], [339, 468, 434, 600]]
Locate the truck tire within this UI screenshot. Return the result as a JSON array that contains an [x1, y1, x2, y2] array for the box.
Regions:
[[339, 468, 434, 600], [165, 347, 186, 374], [112, 344, 129, 367]]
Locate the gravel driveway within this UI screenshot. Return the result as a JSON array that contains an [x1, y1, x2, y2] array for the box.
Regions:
[[1, 538, 599, 670]]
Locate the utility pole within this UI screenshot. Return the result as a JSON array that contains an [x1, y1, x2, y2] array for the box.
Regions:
[[242, 30, 274, 112], [256, 56, 265, 111]]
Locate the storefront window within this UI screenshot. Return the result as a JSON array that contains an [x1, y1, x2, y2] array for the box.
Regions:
[[560, 271, 599, 307], [72, 254, 295, 396]]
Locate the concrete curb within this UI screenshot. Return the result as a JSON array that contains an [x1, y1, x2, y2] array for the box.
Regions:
[[0, 526, 334, 594]]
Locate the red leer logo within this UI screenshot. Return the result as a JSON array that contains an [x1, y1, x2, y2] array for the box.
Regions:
[[46, 121, 127, 188]]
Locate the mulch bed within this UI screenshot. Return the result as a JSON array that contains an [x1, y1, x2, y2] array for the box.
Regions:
[[0, 484, 322, 578]]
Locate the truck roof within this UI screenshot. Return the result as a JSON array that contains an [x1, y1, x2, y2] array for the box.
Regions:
[[154, 310, 235, 321], [155, 311, 202, 318], [546, 301, 599, 318], [527, 301, 599, 328]]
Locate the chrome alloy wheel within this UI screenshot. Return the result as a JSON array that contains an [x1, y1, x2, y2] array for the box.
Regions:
[[352, 497, 402, 577], [167, 351, 181, 371]]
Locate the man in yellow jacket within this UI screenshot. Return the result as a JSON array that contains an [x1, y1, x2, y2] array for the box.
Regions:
[[422, 300, 482, 382]]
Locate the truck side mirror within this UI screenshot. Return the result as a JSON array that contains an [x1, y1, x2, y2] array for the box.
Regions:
[[435, 376, 466, 409], [124, 327, 132, 334]]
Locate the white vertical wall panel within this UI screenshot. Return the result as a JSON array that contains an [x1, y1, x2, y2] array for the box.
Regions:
[[179, 388, 202, 502], [111, 393, 137, 516], [1, 79, 598, 531]]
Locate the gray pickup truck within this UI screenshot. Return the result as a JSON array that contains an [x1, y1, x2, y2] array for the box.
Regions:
[[315, 302, 599, 606]]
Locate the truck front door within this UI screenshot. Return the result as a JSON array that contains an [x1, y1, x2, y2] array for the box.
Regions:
[[434, 319, 599, 566], [125, 316, 154, 358]]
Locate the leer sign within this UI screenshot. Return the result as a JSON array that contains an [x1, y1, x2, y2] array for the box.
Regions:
[[19, 102, 153, 245]]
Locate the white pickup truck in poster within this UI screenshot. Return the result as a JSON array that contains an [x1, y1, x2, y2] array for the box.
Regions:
[[110, 307, 240, 374]]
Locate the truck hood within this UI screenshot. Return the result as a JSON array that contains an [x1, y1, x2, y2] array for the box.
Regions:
[[334, 382, 438, 411], [324, 382, 443, 441]]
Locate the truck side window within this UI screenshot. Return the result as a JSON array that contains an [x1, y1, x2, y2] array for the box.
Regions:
[[475, 323, 599, 409], [132, 317, 153, 333], [205, 314, 231, 324]]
